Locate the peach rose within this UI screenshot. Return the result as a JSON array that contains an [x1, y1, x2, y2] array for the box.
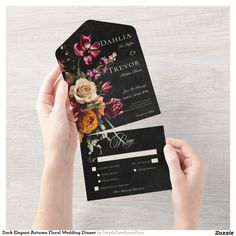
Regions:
[[69, 78, 98, 104], [96, 96, 105, 117]]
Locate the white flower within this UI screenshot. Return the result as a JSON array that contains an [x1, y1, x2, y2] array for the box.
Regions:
[[69, 78, 98, 104]]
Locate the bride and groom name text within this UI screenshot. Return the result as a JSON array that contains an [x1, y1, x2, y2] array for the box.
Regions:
[[108, 60, 140, 74]]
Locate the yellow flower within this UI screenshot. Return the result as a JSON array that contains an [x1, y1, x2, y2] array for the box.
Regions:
[[78, 131, 84, 143], [79, 109, 99, 134]]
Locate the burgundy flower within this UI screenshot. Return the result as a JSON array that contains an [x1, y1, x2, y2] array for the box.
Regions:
[[65, 78, 73, 87], [70, 98, 82, 122], [99, 56, 110, 73], [101, 81, 112, 94], [73, 35, 100, 65], [105, 98, 123, 119], [100, 56, 109, 65], [86, 68, 101, 81]]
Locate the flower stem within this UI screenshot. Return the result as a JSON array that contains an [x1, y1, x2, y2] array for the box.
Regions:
[[103, 117, 126, 145], [77, 58, 81, 77]]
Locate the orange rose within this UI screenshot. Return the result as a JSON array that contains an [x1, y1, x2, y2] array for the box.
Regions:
[[79, 109, 99, 134]]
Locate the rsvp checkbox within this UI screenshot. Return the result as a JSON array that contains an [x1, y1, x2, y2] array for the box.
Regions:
[[151, 158, 158, 163]]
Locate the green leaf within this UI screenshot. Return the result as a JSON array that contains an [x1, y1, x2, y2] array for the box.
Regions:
[[91, 139, 98, 146], [102, 132, 108, 139], [86, 102, 100, 110], [80, 72, 86, 78], [87, 137, 91, 146], [100, 124, 106, 131], [77, 58, 81, 76], [65, 72, 75, 81], [87, 144, 94, 152]]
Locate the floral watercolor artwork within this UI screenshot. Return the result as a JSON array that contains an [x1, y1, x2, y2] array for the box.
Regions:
[[57, 35, 124, 161]]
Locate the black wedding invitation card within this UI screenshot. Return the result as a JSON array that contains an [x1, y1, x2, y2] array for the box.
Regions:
[[81, 126, 171, 200], [56, 20, 170, 200]]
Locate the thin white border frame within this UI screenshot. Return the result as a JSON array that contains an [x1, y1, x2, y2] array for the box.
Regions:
[[1, 1, 234, 233]]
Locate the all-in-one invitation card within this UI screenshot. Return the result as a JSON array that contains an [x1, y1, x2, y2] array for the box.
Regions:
[[80, 126, 171, 200], [56, 20, 170, 200]]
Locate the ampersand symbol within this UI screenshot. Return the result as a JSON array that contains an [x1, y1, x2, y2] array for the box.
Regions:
[[130, 50, 136, 56]]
